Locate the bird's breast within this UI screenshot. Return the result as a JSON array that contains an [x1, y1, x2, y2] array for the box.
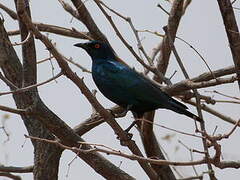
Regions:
[[91, 61, 136, 107]]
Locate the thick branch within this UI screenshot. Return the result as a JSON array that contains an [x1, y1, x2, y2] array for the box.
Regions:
[[60, 0, 107, 41], [0, 3, 18, 19], [217, 0, 240, 90], [155, 0, 184, 80], [8, 23, 91, 39], [164, 75, 238, 95]]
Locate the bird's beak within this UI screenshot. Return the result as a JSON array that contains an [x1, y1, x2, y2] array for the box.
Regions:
[[74, 43, 87, 49]]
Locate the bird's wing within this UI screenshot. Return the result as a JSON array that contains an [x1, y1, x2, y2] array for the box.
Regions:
[[102, 61, 188, 109], [136, 71, 188, 110]]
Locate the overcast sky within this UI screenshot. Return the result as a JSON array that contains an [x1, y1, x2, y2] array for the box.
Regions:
[[1, 0, 240, 179]]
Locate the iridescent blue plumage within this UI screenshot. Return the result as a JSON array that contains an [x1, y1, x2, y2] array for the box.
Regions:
[[74, 40, 201, 121]]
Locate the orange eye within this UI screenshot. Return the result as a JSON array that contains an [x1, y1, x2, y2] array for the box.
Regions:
[[94, 44, 100, 48]]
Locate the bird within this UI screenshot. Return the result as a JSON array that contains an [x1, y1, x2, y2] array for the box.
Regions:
[[74, 40, 202, 122]]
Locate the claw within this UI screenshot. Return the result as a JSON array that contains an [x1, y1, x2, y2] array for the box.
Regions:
[[124, 120, 137, 133], [107, 104, 133, 118], [117, 131, 134, 146]]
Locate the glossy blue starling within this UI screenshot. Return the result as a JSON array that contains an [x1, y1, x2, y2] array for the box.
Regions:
[[74, 40, 202, 122]]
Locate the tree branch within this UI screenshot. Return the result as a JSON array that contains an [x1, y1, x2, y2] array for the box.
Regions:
[[217, 0, 240, 91], [26, 135, 240, 169], [8, 23, 92, 39], [0, 3, 18, 19], [0, 165, 33, 173], [0, 172, 21, 180]]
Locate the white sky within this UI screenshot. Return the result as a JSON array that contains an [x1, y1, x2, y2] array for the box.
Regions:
[[0, 0, 240, 179]]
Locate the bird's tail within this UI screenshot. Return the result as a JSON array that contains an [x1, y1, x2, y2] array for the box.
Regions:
[[168, 99, 202, 122], [181, 109, 202, 122]]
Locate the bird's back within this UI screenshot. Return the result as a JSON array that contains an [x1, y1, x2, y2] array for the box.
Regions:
[[92, 58, 184, 114]]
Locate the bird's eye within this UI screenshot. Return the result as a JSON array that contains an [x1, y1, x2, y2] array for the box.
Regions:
[[94, 44, 100, 49]]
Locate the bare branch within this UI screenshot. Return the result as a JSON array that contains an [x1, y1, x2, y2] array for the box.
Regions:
[[0, 172, 21, 180], [59, 0, 107, 41], [205, 90, 240, 101], [0, 3, 17, 19], [0, 72, 18, 90], [165, 23, 217, 179], [96, 0, 152, 65], [136, 118, 202, 139], [8, 23, 92, 39], [176, 36, 216, 79], [0, 105, 26, 115], [0, 165, 33, 173], [12, 32, 32, 46], [217, 0, 240, 90], [185, 100, 239, 126], [63, 56, 91, 73], [164, 75, 238, 95], [26, 134, 240, 169], [0, 71, 63, 96], [154, 0, 184, 81], [191, 65, 236, 82]]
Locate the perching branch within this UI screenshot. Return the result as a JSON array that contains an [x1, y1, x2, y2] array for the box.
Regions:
[[26, 134, 240, 169]]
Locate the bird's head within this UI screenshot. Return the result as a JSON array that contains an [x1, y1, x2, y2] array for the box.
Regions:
[[74, 40, 116, 60]]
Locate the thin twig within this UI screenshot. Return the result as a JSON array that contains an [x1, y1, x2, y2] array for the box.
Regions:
[[0, 105, 26, 115], [0, 72, 18, 90], [205, 90, 240, 101], [176, 36, 216, 80], [97, 0, 152, 65], [178, 139, 201, 176], [212, 100, 240, 104], [12, 32, 32, 46], [37, 56, 54, 64], [185, 100, 239, 126], [0, 71, 63, 96], [25, 134, 240, 169], [164, 26, 217, 179], [135, 118, 203, 139], [0, 172, 21, 180], [63, 56, 91, 73], [0, 165, 33, 173]]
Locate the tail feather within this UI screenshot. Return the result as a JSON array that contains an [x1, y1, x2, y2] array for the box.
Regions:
[[182, 109, 202, 122], [168, 99, 202, 122]]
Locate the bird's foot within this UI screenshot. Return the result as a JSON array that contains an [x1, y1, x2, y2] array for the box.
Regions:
[[115, 109, 128, 118], [109, 109, 128, 118], [106, 109, 118, 118], [117, 132, 133, 146], [116, 120, 137, 146], [107, 106, 131, 118], [124, 120, 137, 133]]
